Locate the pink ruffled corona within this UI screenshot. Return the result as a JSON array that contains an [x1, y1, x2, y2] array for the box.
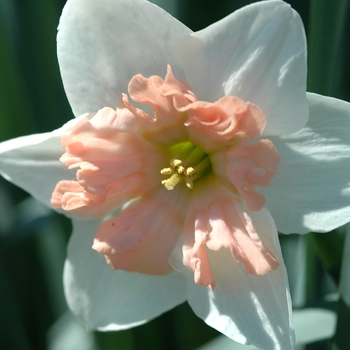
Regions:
[[51, 65, 281, 288]]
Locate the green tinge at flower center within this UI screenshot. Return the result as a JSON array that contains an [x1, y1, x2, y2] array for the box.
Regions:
[[160, 141, 211, 190]]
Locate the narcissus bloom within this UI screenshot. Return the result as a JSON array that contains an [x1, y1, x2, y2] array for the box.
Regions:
[[0, 0, 350, 349]]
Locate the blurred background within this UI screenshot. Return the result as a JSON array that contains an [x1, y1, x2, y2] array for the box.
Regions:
[[0, 0, 349, 349]]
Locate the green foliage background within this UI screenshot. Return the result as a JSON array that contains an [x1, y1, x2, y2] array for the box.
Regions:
[[0, 0, 349, 349]]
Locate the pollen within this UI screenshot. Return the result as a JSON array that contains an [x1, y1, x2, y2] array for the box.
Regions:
[[160, 142, 211, 191], [161, 159, 194, 190]]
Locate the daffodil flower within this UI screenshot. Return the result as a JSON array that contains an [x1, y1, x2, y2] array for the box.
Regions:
[[0, 0, 350, 349]]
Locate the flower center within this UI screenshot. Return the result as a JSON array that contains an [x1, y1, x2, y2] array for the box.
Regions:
[[160, 142, 211, 190]]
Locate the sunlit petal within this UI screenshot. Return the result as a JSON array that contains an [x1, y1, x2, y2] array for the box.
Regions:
[[263, 93, 350, 233], [171, 207, 293, 349], [64, 219, 187, 330], [0, 117, 83, 213], [58, 0, 191, 116], [177, 0, 308, 136]]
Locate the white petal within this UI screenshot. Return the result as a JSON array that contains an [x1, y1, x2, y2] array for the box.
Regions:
[[0, 118, 80, 210], [57, 0, 192, 117], [263, 93, 350, 233], [177, 0, 308, 136], [64, 219, 187, 330], [170, 208, 294, 350]]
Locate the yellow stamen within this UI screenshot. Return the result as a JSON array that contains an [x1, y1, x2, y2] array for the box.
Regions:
[[160, 158, 195, 191], [171, 159, 183, 168], [161, 174, 181, 190], [184, 176, 194, 189], [177, 165, 185, 174], [160, 167, 174, 175], [184, 167, 195, 176], [160, 143, 211, 191]]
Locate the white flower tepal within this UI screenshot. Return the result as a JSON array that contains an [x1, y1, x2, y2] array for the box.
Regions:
[[0, 1, 350, 350]]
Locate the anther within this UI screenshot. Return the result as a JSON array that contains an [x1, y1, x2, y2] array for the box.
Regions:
[[161, 174, 181, 190], [184, 167, 195, 176], [160, 167, 174, 175], [160, 145, 210, 191], [171, 159, 182, 168]]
